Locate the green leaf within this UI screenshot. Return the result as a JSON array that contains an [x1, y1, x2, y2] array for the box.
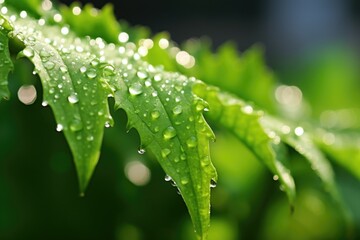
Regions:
[[193, 83, 296, 204], [315, 129, 360, 180], [262, 116, 339, 199], [0, 19, 13, 101], [1, 5, 217, 239], [2, 8, 113, 193]]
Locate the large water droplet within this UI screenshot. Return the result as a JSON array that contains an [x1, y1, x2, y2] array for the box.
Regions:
[[39, 49, 50, 58], [44, 61, 55, 70], [180, 177, 189, 185], [103, 65, 115, 76], [23, 47, 34, 58], [86, 68, 97, 79], [68, 94, 79, 104], [151, 110, 160, 120], [186, 136, 197, 148], [161, 148, 171, 158], [172, 105, 183, 115], [129, 82, 143, 96], [70, 119, 83, 132], [163, 126, 177, 140], [137, 71, 147, 79]]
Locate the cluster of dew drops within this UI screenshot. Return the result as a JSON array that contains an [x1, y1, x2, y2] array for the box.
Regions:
[[1, 0, 218, 189]]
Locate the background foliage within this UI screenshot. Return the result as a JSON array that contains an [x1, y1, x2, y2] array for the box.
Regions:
[[1, 0, 360, 240]]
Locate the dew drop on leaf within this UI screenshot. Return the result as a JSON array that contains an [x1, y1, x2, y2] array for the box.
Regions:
[[151, 110, 160, 120], [67, 94, 79, 104], [86, 68, 97, 79], [70, 119, 83, 132], [105, 121, 111, 128], [163, 126, 177, 140], [161, 148, 171, 158], [86, 135, 94, 141], [186, 136, 197, 148], [129, 82, 143, 96], [180, 177, 189, 185], [44, 61, 55, 70], [41, 101, 48, 107], [172, 105, 183, 115], [138, 148, 146, 154], [23, 47, 34, 57], [137, 71, 147, 79]]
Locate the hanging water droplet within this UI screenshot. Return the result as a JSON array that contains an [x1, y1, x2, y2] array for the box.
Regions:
[[42, 101, 48, 107], [86, 68, 97, 79], [161, 148, 171, 158], [56, 123, 63, 132], [164, 174, 172, 182], [70, 119, 83, 132], [105, 121, 111, 128], [67, 94, 79, 104], [138, 148, 146, 154], [186, 136, 197, 148], [273, 175, 279, 181], [172, 105, 183, 115], [129, 82, 143, 96], [22, 47, 34, 58], [163, 126, 177, 140], [210, 179, 217, 188], [196, 102, 205, 112]]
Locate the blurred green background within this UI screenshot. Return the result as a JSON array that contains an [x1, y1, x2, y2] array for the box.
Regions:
[[1, 0, 360, 239]]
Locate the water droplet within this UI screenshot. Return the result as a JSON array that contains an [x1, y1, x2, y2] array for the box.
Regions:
[[186, 136, 197, 148], [60, 66, 68, 73], [137, 71, 147, 79], [201, 156, 210, 167], [22, 47, 34, 58], [154, 74, 162, 82], [70, 119, 83, 132], [152, 91, 158, 97], [129, 82, 143, 96], [105, 121, 111, 128], [164, 174, 172, 182], [102, 65, 115, 76], [86, 68, 97, 79], [196, 102, 205, 112], [87, 135, 94, 141], [161, 148, 171, 158], [151, 110, 160, 120], [163, 126, 177, 140], [294, 126, 304, 136], [180, 177, 189, 185], [39, 49, 50, 58], [138, 148, 145, 154], [44, 61, 55, 70], [210, 179, 217, 188], [172, 105, 183, 115], [273, 175, 279, 181], [80, 66, 87, 73], [67, 94, 79, 104], [42, 101, 48, 107], [56, 124, 63, 132]]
